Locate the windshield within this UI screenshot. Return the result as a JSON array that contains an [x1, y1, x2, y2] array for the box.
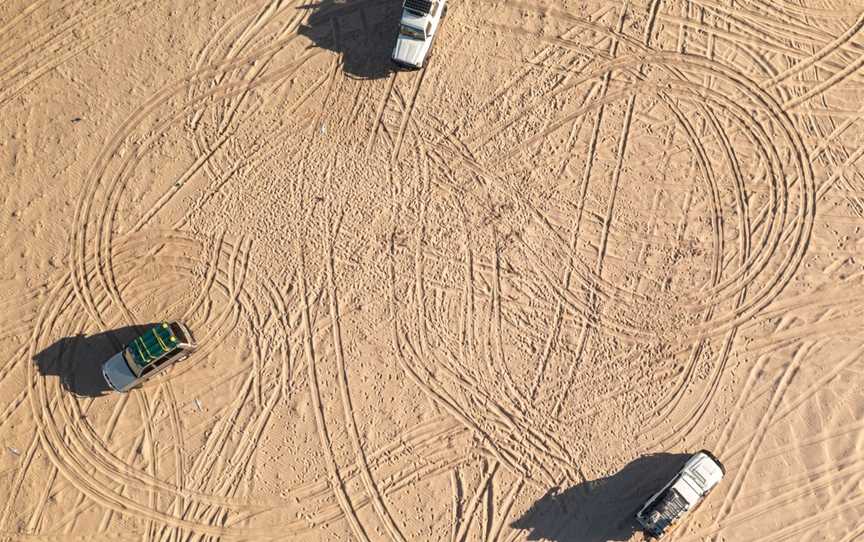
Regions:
[[399, 24, 425, 40], [123, 348, 141, 377]]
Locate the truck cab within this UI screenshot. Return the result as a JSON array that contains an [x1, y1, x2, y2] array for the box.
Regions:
[[391, 0, 447, 69], [636, 451, 725, 538]]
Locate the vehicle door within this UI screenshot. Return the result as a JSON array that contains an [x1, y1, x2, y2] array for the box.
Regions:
[[137, 357, 160, 382], [141, 348, 178, 380]]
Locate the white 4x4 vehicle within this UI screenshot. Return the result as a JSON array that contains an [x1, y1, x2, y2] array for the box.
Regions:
[[391, 0, 447, 69], [636, 451, 725, 538]]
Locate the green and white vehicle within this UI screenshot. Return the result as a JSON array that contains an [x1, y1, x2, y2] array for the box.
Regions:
[[101, 322, 196, 392]]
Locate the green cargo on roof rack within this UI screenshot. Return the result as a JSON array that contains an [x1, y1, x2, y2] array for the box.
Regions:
[[129, 323, 177, 369]]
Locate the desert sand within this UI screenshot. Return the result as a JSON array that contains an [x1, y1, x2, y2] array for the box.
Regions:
[[1, 0, 864, 540]]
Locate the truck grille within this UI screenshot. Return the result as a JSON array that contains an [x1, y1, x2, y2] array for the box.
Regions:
[[404, 0, 433, 15]]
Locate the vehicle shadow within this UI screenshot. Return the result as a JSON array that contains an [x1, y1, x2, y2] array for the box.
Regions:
[[511, 453, 690, 542], [33, 324, 156, 397], [297, 0, 400, 79]]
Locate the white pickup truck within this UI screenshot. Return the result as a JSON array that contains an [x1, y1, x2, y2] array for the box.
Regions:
[[391, 0, 447, 69], [635, 451, 725, 538]]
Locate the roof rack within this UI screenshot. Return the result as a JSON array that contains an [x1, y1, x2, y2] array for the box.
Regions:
[[129, 322, 178, 369]]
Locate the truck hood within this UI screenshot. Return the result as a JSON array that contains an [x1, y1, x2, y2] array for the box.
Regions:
[[683, 452, 725, 491], [102, 351, 137, 392]]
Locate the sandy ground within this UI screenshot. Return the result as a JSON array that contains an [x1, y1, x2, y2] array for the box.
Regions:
[[1, 0, 864, 540]]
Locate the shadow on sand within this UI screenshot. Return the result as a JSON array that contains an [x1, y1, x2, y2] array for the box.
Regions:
[[33, 324, 155, 397], [298, 0, 401, 79], [511, 453, 690, 542]]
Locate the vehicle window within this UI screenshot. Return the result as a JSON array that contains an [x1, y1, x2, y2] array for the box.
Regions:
[[400, 24, 425, 40], [150, 352, 166, 368], [427, 22, 433, 36], [123, 348, 140, 376], [170, 323, 187, 344], [158, 346, 184, 368]]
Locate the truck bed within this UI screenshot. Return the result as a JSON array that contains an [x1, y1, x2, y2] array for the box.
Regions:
[[641, 487, 689, 535]]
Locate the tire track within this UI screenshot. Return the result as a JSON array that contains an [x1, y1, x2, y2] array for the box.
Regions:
[[635, 95, 755, 450], [440, 2, 616, 142], [0, 1, 153, 109], [17, 233, 266, 539], [403, 2, 818, 496], [548, 0, 660, 413], [764, 11, 864, 88], [70, 34, 324, 326], [509, 53, 812, 343], [298, 243, 370, 542], [551, 88, 638, 415], [527, 11, 620, 400], [326, 223, 408, 542], [392, 63, 429, 163], [708, 340, 823, 541], [454, 461, 499, 542], [367, 73, 398, 154]]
